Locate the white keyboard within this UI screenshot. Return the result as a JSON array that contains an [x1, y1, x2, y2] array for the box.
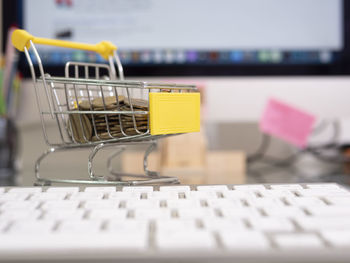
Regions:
[[1, 183, 350, 262]]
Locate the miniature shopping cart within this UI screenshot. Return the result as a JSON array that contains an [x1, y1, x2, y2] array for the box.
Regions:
[[12, 30, 200, 186]]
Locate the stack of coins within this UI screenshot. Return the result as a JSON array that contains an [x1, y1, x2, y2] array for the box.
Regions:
[[68, 95, 149, 143]]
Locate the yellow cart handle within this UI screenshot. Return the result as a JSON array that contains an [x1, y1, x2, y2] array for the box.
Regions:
[[12, 29, 117, 60]]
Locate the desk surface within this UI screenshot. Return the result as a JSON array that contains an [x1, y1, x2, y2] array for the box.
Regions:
[[4, 123, 349, 187]]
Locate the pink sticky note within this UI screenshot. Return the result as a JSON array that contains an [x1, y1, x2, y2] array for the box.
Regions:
[[260, 98, 315, 148]]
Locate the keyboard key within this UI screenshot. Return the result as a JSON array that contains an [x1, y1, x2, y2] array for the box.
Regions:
[[220, 231, 270, 250], [46, 187, 79, 194], [202, 218, 247, 232], [9, 220, 56, 234], [122, 186, 153, 193], [166, 199, 201, 209], [43, 210, 85, 220], [325, 197, 350, 206], [307, 206, 350, 217], [106, 219, 149, 234], [133, 208, 172, 220], [30, 192, 67, 201], [306, 183, 341, 190], [249, 218, 295, 232], [270, 184, 303, 190], [321, 230, 350, 247], [84, 200, 119, 210], [88, 209, 127, 220], [8, 187, 42, 194], [159, 186, 191, 192], [68, 192, 104, 201], [274, 233, 324, 249], [285, 197, 326, 207], [147, 191, 179, 200], [234, 185, 266, 190], [156, 230, 216, 250], [296, 217, 350, 231], [0, 192, 30, 201], [1, 201, 40, 211], [176, 208, 217, 219], [42, 200, 80, 211], [84, 187, 116, 193], [156, 219, 198, 234], [263, 207, 306, 218], [196, 185, 228, 192], [57, 220, 103, 234]]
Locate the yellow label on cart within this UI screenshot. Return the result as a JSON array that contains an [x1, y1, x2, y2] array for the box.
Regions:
[[149, 93, 200, 135]]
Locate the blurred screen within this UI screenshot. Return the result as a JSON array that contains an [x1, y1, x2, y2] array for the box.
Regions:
[[23, 0, 343, 66]]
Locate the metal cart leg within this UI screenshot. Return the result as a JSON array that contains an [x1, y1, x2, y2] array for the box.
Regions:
[[105, 141, 180, 184]]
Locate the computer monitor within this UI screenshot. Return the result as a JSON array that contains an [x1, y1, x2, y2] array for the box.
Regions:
[[5, 0, 350, 76]]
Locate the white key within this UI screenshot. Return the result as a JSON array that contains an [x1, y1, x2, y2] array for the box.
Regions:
[[221, 207, 261, 218], [286, 197, 326, 207], [249, 218, 295, 232], [69, 192, 104, 201], [0, 221, 10, 232], [326, 197, 350, 206], [234, 185, 266, 190], [206, 198, 243, 209], [296, 217, 350, 230], [306, 183, 341, 190], [307, 206, 350, 217], [1, 201, 40, 211], [166, 199, 201, 209], [30, 192, 67, 201], [57, 220, 102, 234], [41, 200, 80, 211], [147, 191, 179, 200], [107, 219, 149, 234], [84, 187, 116, 193], [220, 231, 270, 250], [0, 192, 29, 201], [177, 208, 216, 219], [88, 209, 127, 220], [0, 233, 147, 252], [321, 230, 350, 247], [202, 218, 247, 232], [296, 189, 350, 198], [133, 208, 172, 220], [270, 184, 303, 190], [84, 200, 119, 210], [259, 189, 295, 198], [159, 186, 191, 192], [0, 188, 5, 194], [9, 220, 56, 234], [107, 192, 141, 200], [185, 191, 218, 200], [125, 199, 160, 209], [0, 210, 41, 221], [196, 185, 228, 192], [223, 190, 257, 199], [156, 219, 198, 234], [8, 187, 42, 194], [156, 230, 216, 250], [263, 207, 306, 218], [246, 197, 285, 208], [46, 187, 79, 194], [43, 209, 85, 220], [274, 233, 324, 249], [122, 186, 153, 193]]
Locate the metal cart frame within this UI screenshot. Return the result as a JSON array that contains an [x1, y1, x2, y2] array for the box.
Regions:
[[12, 30, 199, 186]]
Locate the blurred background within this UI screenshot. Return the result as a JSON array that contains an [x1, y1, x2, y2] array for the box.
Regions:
[[1, 0, 350, 186]]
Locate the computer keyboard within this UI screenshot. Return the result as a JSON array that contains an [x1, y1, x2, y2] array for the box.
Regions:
[[1, 183, 350, 262]]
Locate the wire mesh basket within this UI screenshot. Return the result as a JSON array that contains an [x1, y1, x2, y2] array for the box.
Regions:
[[12, 30, 200, 186]]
